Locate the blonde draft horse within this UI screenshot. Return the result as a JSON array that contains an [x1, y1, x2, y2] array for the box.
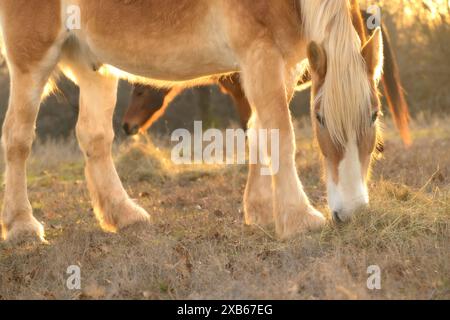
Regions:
[[122, 10, 410, 142], [0, 0, 384, 242]]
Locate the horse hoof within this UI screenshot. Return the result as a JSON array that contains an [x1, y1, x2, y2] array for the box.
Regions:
[[115, 200, 151, 231], [276, 206, 326, 239], [305, 206, 327, 231], [3, 216, 46, 244]]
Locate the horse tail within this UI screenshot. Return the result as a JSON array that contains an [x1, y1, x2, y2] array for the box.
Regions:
[[380, 24, 412, 145]]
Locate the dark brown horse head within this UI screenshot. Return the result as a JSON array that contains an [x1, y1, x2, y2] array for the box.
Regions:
[[122, 84, 171, 135], [122, 78, 252, 135]]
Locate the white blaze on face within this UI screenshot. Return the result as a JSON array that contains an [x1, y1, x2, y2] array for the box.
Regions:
[[327, 136, 369, 221]]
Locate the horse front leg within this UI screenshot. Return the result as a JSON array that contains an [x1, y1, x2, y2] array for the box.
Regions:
[[241, 43, 326, 239], [243, 113, 274, 227], [72, 66, 150, 231]]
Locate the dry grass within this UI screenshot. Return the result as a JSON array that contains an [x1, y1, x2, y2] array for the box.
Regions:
[[0, 116, 449, 300]]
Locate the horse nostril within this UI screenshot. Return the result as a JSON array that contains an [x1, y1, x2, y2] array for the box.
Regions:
[[123, 123, 139, 136], [123, 123, 130, 135], [332, 211, 343, 224]]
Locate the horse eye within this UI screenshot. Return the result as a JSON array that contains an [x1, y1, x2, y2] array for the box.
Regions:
[[316, 113, 325, 127], [376, 141, 384, 153], [372, 111, 380, 124]]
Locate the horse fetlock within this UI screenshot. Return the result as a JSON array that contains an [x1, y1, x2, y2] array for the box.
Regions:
[[244, 173, 274, 226], [244, 195, 274, 227]]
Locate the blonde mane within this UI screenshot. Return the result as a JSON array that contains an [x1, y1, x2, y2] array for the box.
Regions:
[[300, 0, 372, 146]]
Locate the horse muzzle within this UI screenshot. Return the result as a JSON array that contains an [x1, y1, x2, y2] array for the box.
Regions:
[[122, 123, 140, 136]]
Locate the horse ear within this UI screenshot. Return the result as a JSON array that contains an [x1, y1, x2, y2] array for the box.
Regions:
[[362, 27, 384, 79], [307, 42, 327, 79]]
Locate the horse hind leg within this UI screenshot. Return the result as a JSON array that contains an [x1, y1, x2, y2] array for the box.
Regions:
[[218, 75, 252, 130], [1, 48, 62, 243], [61, 58, 150, 232]]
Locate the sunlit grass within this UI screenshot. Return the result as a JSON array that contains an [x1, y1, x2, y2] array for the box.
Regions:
[[0, 117, 448, 299]]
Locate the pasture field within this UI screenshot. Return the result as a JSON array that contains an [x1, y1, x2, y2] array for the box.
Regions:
[[0, 116, 449, 300]]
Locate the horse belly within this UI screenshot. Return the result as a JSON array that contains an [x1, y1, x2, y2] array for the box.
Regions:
[[72, 0, 238, 81], [88, 39, 237, 81]]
